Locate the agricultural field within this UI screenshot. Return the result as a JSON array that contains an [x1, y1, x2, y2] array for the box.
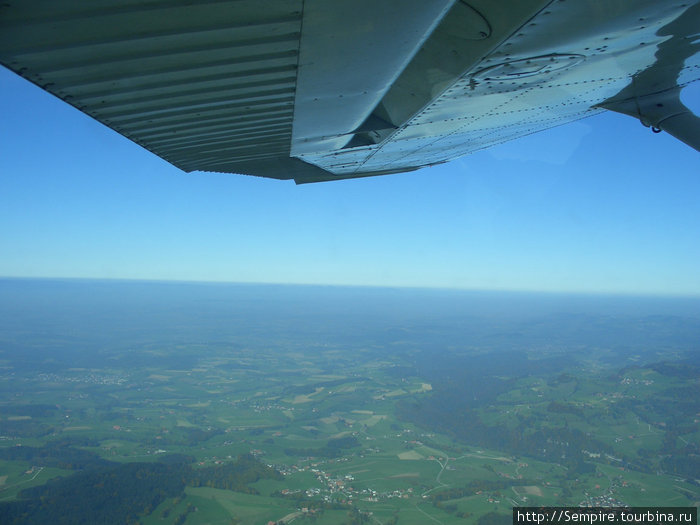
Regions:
[[0, 280, 698, 524]]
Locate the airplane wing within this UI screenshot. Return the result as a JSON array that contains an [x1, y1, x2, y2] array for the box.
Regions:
[[1, 0, 698, 184]]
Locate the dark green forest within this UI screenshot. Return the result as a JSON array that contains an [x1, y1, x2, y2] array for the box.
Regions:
[[0, 453, 280, 525], [397, 354, 700, 478]]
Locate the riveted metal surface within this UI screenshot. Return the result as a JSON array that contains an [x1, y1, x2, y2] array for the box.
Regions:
[[1, 0, 699, 183], [298, 0, 700, 177]]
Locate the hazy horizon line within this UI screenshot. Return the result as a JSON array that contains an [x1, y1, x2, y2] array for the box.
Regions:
[[2, 274, 699, 300]]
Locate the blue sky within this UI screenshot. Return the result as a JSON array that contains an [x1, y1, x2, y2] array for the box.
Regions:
[[1, 66, 699, 295]]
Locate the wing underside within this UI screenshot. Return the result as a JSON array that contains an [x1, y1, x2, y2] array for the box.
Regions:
[[1, 0, 698, 183]]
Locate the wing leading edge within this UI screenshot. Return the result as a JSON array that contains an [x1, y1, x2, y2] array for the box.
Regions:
[[1, 0, 698, 183]]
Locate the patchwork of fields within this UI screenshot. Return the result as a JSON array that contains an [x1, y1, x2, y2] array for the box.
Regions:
[[1, 282, 698, 524], [1, 340, 698, 524]]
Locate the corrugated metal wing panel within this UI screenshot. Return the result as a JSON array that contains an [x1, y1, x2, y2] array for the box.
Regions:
[[0, 0, 308, 179]]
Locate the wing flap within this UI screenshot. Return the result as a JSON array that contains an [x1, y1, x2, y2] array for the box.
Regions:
[[0, 0, 306, 177]]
